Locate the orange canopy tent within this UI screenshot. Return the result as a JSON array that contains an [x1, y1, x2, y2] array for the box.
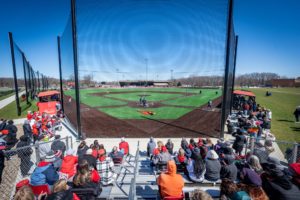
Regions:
[[233, 90, 255, 97], [38, 102, 58, 115], [38, 90, 60, 98]]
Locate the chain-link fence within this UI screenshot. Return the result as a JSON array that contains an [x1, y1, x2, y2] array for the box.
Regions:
[[246, 136, 299, 164], [0, 136, 73, 200]]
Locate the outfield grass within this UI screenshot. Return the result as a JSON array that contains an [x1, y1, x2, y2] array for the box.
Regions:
[[164, 90, 221, 107], [247, 88, 300, 143], [104, 92, 183, 102], [0, 99, 38, 119], [99, 106, 193, 119]]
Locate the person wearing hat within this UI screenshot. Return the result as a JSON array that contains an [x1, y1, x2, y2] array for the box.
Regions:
[[51, 135, 66, 156], [205, 150, 221, 182], [16, 135, 33, 176], [60, 149, 78, 180], [30, 151, 59, 186], [119, 137, 129, 155], [262, 163, 300, 200], [0, 140, 7, 184], [79, 148, 97, 170]]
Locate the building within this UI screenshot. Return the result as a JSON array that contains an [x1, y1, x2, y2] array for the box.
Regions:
[[271, 78, 300, 87]]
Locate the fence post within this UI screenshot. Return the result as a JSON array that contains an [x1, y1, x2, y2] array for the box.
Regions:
[[35, 143, 40, 164], [250, 136, 255, 153], [66, 137, 70, 151], [292, 142, 298, 163]]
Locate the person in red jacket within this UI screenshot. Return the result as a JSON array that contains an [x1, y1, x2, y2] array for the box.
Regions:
[[27, 111, 33, 121], [119, 137, 129, 155], [59, 149, 78, 180], [32, 122, 39, 144]]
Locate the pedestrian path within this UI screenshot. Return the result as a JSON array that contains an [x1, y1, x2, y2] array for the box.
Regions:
[[0, 91, 25, 109]]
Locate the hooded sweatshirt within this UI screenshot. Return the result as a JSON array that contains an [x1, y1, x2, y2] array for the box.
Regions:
[[157, 160, 184, 198]]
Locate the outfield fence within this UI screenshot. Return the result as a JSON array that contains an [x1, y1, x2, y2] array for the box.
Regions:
[[0, 136, 72, 200]]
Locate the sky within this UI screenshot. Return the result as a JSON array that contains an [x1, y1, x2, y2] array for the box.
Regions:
[[0, 0, 299, 81]]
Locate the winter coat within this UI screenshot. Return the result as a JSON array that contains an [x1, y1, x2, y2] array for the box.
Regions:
[[165, 142, 174, 155], [23, 124, 32, 138], [240, 167, 262, 186], [147, 140, 156, 156], [220, 163, 238, 181], [187, 159, 206, 183], [77, 145, 89, 158], [30, 161, 59, 185], [60, 155, 78, 178], [119, 141, 129, 155], [233, 134, 246, 152], [79, 154, 97, 169], [205, 159, 221, 181], [46, 190, 75, 200]]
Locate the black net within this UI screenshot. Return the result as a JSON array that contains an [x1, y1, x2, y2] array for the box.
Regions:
[[60, 15, 80, 133], [71, 0, 232, 138]]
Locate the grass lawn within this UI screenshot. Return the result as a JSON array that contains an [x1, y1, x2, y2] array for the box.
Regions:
[[247, 88, 300, 144], [104, 92, 183, 102], [0, 99, 38, 119], [99, 106, 193, 119]]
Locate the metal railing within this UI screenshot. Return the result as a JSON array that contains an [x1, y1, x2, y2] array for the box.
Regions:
[[0, 136, 73, 200], [128, 141, 140, 200]]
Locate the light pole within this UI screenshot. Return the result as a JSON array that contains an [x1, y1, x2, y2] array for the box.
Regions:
[[145, 58, 148, 87]]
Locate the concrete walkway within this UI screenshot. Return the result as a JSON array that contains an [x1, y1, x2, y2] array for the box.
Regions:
[[0, 91, 25, 109]]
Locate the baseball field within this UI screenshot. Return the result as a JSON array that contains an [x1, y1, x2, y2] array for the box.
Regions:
[[63, 87, 223, 138]]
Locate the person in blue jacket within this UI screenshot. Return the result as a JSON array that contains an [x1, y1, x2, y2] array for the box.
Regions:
[[30, 152, 59, 186]]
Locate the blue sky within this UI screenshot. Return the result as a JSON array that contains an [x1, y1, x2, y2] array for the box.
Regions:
[[0, 0, 299, 81]]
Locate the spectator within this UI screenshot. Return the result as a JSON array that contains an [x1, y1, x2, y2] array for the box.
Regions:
[[232, 129, 247, 155], [248, 155, 263, 175], [147, 137, 156, 157], [289, 162, 300, 187], [187, 154, 206, 183], [108, 146, 124, 159], [221, 155, 238, 182], [13, 185, 34, 200], [97, 149, 116, 186], [91, 144, 99, 158], [181, 138, 192, 158], [190, 189, 213, 200], [264, 140, 275, 155], [165, 139, 174, 155], [205, 150, 221, 182], [38, 135, 51, 159], [237, 184, 269, 200], [0, 141, 7, 184], [119, 137, 129, 155], [153, 146, 172, 165], [293, 106, 300, 122], [157, 160, 184, 198], [253, 142, 269, 164], [261, 164, 300, 200], [30, 152, 59, 186], [77, 141, 89, 158], [46, 179, 79, 200], [31, 121, 39, 144], [189, 138, 197, 150], [73, 159, 100, 191], [266, 109, 272, 120], [22, 120, 32, 142], [16, 135, 33, 176], [79, 148, 97, 170], [60, 149, 78, 180], [0, 119, 7, 131], [220, 178, 251, 200], [52, 150, 63, 171], [174, 148, 188, 165], [51, 135, 66, 156], [205, 138, 214, 150], [5, 120, 18, 148]]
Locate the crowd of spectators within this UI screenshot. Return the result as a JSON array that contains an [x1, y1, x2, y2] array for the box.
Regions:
[[148, 136, 300, 200], [11, 137, 130, 200]]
